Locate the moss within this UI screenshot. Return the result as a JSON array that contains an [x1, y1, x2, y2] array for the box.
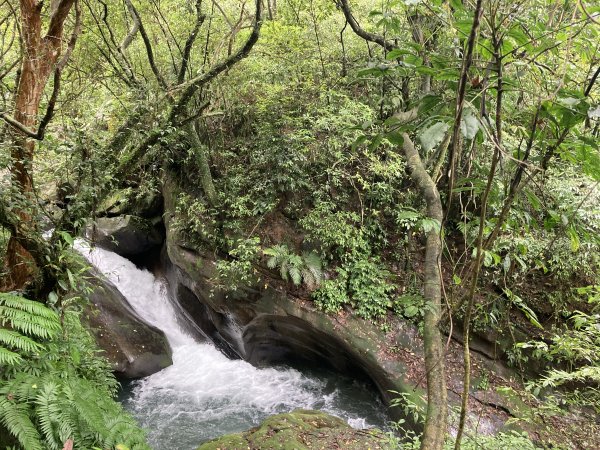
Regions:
[[197, 409, 392, 450]]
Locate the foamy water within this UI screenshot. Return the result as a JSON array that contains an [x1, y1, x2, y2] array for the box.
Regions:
[[76, 241, 388, 449]]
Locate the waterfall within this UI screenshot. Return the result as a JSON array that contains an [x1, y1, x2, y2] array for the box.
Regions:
[[76, 241, 388, 450]]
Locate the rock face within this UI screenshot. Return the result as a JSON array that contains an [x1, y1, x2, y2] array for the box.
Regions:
[[197, 410, 391, 450], [88, 215, 163, 257], [83, 271, 172, 378], [161, 175, 423, 427], [161, 172, 518, 434], [98, 188, 164, 218]]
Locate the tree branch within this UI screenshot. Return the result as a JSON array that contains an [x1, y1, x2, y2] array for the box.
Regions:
[[46, 0, 76, 42], [120, 0, 140, 52], [168, 0, 263, 122], [445, 0, 484, 218], [124, 0, 168, 90], [336, 0, 397, 51], [178, 0, 205, 84], [0, 0, 81, 140]]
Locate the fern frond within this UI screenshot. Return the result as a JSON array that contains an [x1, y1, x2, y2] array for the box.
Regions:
[[301, 268, 317, 290], [280, 259, 290, 281], [0, 294, 59, 320], [266, 256, 278, 269], [289, 266, 302, 285], [302, 252, 323, 285], [0, 397, 43, 450], [0, 346, 23, 366], [71, 381, 108, 438], [0, 307, 61, 339], [35, 382, 61, 450], [0, 329, 44, 353]]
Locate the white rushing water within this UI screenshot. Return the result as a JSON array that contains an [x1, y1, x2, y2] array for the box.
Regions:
[[76, 241, 388, 449]]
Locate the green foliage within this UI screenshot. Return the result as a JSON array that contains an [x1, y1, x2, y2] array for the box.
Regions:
[[300, 202, 369, 260], [0, 293, 149, 450], [312, 256, 395, 320], [346, 257, 395, 319], [215, 237, 262, 292], [393, 293, 426, 320], [312, 270, 349, 313], [390, 430, 541, 450], [263, 245, 323, 289], [171, 194, 220, 250]]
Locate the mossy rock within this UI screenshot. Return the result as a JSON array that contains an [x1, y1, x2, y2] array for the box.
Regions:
[[197, 409, 392, 450]]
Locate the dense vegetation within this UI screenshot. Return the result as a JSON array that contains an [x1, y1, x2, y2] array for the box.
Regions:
[[1, 0, 598, 449]]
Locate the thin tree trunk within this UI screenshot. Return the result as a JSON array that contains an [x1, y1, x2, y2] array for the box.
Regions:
[[401, 133, 447, 450], [185, 120, 218, 206]]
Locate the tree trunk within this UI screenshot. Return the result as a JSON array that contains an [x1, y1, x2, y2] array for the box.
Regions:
[[401, 133, 447, 450], [185, 120, 218, 206], [3, 0, 76, 290]]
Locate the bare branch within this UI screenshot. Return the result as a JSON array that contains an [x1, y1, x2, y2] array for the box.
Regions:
[[120, 0, 141, 52], [445, 0, 484, 217], [124, 0, 168, 90], [178, 0, 206, 84], [336, 0, 397, 52], [169, 0, 263, 121]]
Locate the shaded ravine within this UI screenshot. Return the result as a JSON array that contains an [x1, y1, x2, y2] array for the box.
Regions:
[[76, 241, 389, 450]]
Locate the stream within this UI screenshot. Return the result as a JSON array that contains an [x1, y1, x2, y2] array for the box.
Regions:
[[77, 242, 389, 450]]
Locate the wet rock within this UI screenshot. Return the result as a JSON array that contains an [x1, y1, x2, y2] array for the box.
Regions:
[[162, 173, 421, 428], [161, 171, 519, 435], [83, 271, 172, 378], [99, 188, 163, 218], [197, 409, 391, 450], [88, 215, 163, 256]]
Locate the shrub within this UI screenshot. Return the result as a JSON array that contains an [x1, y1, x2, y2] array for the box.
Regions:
[[311, 256, 396, 321]]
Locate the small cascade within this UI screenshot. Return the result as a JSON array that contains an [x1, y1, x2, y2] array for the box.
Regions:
[[76, 241, 388, 450]]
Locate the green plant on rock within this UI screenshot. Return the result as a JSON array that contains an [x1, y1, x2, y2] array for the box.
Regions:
[[312, 267, 350, 313], [0, 293, 149, 450], [311, 256, 396, 321], [215, 237, 262, 292], [263, 244, 323, 289], [514, 286, 600, 409], [346, 256, 395, 320], [299, 201, 369, 260]]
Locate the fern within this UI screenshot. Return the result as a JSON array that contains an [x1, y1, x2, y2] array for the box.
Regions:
[[0, 346, 23, 366], [0, 293, 60, 319], [0, 398, 43, 450], [0, 293, 60, 370], [301, 251, 323, 289], [0, 293, 150, 449], [0, 329, 44, 354], [35, 382, 61, 449], [263, 245, 323, 288]]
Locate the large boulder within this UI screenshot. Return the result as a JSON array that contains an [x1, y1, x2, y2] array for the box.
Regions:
[[88, 215, 163, 256], [197, 410, 391, 450], [83, 272, 172, 378]]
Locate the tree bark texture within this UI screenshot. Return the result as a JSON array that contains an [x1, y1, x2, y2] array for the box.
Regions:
[[401, 133, 447, 450], [4, 0, 76, 289]]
